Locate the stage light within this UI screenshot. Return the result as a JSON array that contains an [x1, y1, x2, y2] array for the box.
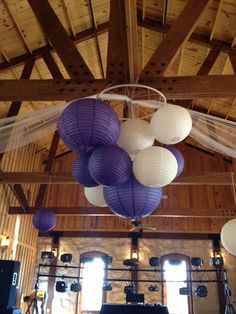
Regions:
[[209, 251, 224, 267], [191, 257, 204, 268], [124, 284, 136, 294], [41, 251, 55, 261], [195, 285, 208, 298], [70, 282, 82, 292], [123, 258, 138, 267], [61, 253, 73, 264], [149, 257, 160, 268], [179, 287, 192, 295], [56, 281, 68, 293], [103, 283, 112, 291], [148, 284, 159, 292]]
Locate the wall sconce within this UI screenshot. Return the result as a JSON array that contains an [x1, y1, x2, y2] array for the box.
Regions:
[[1, 236, 10, 253], [130, 248, 139, 260]]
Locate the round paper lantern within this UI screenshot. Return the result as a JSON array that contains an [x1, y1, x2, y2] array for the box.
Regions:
[[104, 174, 162, 219], [72, 151, 98, 187], [88, 146, 132, 186], [150, 104, 192, 144], [33, 209, 56, 233], [84, 185, 107, 207], [133, 146, 178, 187], [117, 119, 154, 154], [58, 98, 120, 153], [164, 145, 184, 176], [221, 219, 236, 256]]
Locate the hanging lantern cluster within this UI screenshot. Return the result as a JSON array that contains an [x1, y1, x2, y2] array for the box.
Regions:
[[56, 95, 192, 220]]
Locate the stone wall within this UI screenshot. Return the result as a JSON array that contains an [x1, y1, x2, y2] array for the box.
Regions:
[[35, 237, 236, 314]]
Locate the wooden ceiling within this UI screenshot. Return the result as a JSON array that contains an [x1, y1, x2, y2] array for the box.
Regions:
[[0, 0, 236, 233]]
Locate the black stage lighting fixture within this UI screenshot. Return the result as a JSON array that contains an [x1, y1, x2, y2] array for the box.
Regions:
[[61, 253, 73, 264], [149, 257, 160, 268], [41, 251, 55, 261], [56, 281, 68, 293], [195, 285, 208, 298], [70, 282, 82, 292], [148, 284, 159, 292], [123, 258, 138, 267], [179, 287, 192, 296], [191, 257, 203, 268], [124, 284, 136, 294], [103, 283, 112, 291], [209, 256, 224, 267]]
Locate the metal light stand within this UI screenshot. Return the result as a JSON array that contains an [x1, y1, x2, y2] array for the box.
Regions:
[[223, 271, 235, 314], [25, 266, 41, 314]]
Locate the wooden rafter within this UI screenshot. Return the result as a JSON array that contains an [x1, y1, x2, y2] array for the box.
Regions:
[[0, 16, 233, 75], [8, 206, 236, 219], [1, 172, 235, 186], [106, 0, 129, 83], [10, 185, 29, 214], [27, 0, 93, 79], [35, 131, 60, 209], [140, 0, 211, 76], [0, 75, 236, 101]]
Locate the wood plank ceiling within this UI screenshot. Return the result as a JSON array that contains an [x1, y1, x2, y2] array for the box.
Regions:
[[0, 0, 236, 232]]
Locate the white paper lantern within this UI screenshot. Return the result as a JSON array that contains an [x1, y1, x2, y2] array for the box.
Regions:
[[221, 219, 236, 256], [150, 104, 192, 144], [133, 146, 178, 187], [117, 119, 155, 154], [84, 185, 107, 207]]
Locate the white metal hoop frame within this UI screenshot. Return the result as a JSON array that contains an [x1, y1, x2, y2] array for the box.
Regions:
[[98, 84, 167, 120]]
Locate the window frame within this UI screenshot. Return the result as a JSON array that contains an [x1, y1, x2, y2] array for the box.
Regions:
[[161, 253, 193, 314], [76, 251, 108, 314]]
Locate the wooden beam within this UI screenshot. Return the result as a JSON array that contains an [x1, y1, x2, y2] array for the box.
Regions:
[[8, 206, 236, 218], [229, 51, 236, 73], [10, 185, 29, 214], [27, 0, 93, 79], [137, 13, 232, 53], [140, 0, 211, 76], [106, 0, 129, 83], [0, 23, 109, 72], [42, 53, 64, 79], [197, 48, 221, 75], [35, 131, 60, 208], [1, 75, 236, 101], [1, 172, 235, 185]]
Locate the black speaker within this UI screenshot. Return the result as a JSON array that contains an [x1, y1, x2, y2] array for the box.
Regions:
[[0, 261, 20, 309]]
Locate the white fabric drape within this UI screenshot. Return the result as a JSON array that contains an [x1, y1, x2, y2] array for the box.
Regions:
[[0, 95, 235, 158]]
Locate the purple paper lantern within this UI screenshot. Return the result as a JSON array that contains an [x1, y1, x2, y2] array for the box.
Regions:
[[72, 151, 98, 187], [164, 145, 184, 176], [104, 174, 162, 219], [88, 145, 132, 186], [33, 209, 56, 233], [58, 98, 120, 153]]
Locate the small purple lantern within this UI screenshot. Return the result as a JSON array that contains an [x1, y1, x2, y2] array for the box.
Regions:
[[58, 98, 120, 153], [72, 151, 98, 187], [33, 209, 56, 233], [164, 145, 184, 176], [88, 145, 132, 186], [104, 174, 162, 219]]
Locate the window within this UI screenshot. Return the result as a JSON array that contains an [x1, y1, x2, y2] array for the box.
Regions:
[[78, 252, 107, 314], [161, 254, 193, 314]]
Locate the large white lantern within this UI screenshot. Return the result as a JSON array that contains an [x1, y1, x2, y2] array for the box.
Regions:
[[221, 219, 236, 256], [117, 119, 155, 154], [84, 185, 107, 207], [150, 104, 192, 144], [133, 146, 178, 187]]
